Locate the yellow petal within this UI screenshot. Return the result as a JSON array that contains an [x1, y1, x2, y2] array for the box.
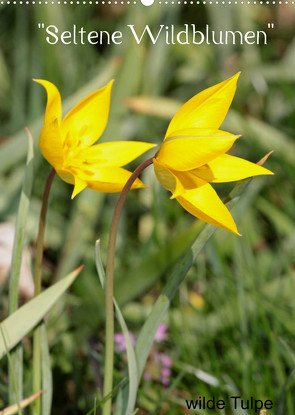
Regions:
[[75, 166, 145, 193], [193, 154, 273, 183], [39, 118, 63, 170], [80, 141, 156, 167], [62, 80, 114, 149], [72, 176, 87, 199], [165, 128, 236, 140], [171, 170, 207, 195], [156, 133, 239, 171], [34, 79, 62, 124], [153, 159, 184, 198], [56, 168, 75, 184], [176, 184, 240, 235], [165, 73, 240, 138], [153, 159, 208, 198]]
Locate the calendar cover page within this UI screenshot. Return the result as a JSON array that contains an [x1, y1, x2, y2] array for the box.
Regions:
[[0, 1, 293, 414]]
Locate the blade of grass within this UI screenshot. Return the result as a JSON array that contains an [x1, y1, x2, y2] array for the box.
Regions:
[[9, 7, 29, 132], [41, 324, 52, 415], [95, 241, 138, 415], [32, 167, 56, 415], [0, 391, 42, 415], [84, 380, 127, 415], [0, 266, 82, 360], [8, 128, 34, 405], [0, 329, 22, 415]]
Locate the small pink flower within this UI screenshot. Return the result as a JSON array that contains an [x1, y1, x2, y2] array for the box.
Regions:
[[114, 332, 135, 353], [159, 354, 172, 368], [154, 353, 172, 386], [155, 324, 168, 342], [161, 368, 171, 377], [143, 372, 152, 380], [161, 376, 170, 386]]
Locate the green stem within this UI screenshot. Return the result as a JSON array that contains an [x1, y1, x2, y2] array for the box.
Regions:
[[102, 157, 154, 415], [32, 168, 56, 415]]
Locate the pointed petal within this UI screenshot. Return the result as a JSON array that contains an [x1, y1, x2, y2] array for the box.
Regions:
[[39, 118, 63, 170], [80, 141, 156, 167], [72, 176, 87, 198], [194, 154, 274, 183], [153, 159, 184, 198], [156, 133, 239, 171], [165, 73, 240, 138], [76, 166, 145, 193], [176, 184, 240, 235], [165, 128, 236, 140], [34, 79, 62, 124], [62, 80, 113, 148]]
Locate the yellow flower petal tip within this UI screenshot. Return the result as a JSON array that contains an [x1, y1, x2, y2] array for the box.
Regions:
[[36, 79, 154, 196], [165, 72, 241, 138], [154, 73, 273, 235]]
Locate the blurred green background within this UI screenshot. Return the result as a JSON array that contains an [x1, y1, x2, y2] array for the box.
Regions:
[[0, 3, 295, 414]]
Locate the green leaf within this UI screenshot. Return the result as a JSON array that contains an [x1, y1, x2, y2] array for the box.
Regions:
[[0, 267, 82, 360], [41, 324, 52, 415], [8, 128, 34, 405], [8, 128, 34, 314], [95, 241, 138, 415], [84, 381, 126, 415]]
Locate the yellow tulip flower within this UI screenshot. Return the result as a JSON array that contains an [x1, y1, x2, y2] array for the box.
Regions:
[[35, 79, 156, 198], [153, 73, 273, 235]]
